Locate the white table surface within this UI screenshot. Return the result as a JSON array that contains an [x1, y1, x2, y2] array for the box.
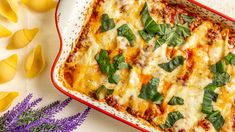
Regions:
[[0, 0, 234, 132]]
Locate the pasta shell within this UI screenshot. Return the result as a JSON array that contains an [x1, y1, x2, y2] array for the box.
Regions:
[[0, 92, 18, 112], [21, 0, 57, 12], [0, 54, 18, 84], [0, 24, 11, 37], [7, 28, 39, 50], [0, 0, 18, 22], [24, 45, 45, 78]]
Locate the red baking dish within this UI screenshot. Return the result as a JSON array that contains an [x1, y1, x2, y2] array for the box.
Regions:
[[51, 0, 235, 131]]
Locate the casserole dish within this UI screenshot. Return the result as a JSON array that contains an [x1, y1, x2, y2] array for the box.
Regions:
[[52, 0, 235, 131]]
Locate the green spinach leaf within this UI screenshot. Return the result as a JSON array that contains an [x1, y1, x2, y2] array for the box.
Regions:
[[138, 30, 154, 42], [201, 85, 218, 114], [95, 49, 114, 74], [138, 78, 164, 104], [224, 53, 235, 65], [95, 85, 114, 100], [210, 60, 226, 74], [155, 38, 166, 49], [159, 111, 184, 130], [117, 24, 136, 46], [207, 111, 225, 132], [101, 14, 115, 32], [212, 72, 230, 87], [158, 56, 185, 72], [175, 23, 191, 38], [168, 96, 184, 105], [180, 14, 194, 23], [96, 50, 130, 84], [108, 74, 120, 84]]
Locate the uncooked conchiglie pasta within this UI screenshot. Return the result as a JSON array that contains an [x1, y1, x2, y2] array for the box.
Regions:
[[0, 92, 18, 112], [7, 28, 39, 50], [0, 0, 18, 22], [0, 24, 11, 37], [25, 45, 45, 78], [21, 0, 57, 12], [0, 54, 18, 84]]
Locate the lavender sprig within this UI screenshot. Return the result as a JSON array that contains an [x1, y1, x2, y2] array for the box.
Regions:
[[61, 107, 91, 131], [4, 94, 33, 128], [42, 98, 72, 118], [37, 100, 60, 113], [9, 98, 43, 130], [57, 107, 91, 131], [1, 94, 90, 132]]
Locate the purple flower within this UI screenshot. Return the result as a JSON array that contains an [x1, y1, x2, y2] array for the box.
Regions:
[[8, 98, 43, 130], [57, 107, 91, 131], [4, 94, 33, 128], [38, 101, 60, 113], [63, 107, 91, 131], [0, 94, 90, 132], [42, 98, 72, 118]]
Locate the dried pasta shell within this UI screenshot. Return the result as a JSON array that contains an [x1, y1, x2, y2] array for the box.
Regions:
[[0, 92, 18, 112], [0, 0, 18, 22], [21, 0, 57, 12], [7, 28, 39, 50], [0, 54, 18, 84], [24, 45, 45, 78], [0, 24, 11, 37]]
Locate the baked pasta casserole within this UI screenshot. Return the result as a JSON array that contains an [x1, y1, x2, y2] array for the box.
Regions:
[[60, 0, 235, 131]]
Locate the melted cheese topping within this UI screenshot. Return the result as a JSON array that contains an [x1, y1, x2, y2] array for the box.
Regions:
[[61, 0, 235, 131]]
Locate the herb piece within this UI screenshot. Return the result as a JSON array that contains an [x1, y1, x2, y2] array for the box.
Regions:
[[155, 24, 172, 36], [95, 50, 113, 74], [159, 111, 183, 130], [155, 38, 166, 49], [163, 29, 185, 47], [204, 83, 217, 91], [180, 14, 194, 23], [140, 3, 191, 49], [224, 53, 235, 65], [210, 60, 230, 87], [108, 74, 120, 84], [95, 85, 114, 100], [152, 93, 164, 104], [154, 15, 191, 49], [113, 54, 130, 70], [117, 24, 136, 46], [117, 62, 130, 69], [154, 24, 188, 48], [140, 3, 158, 34], [175, 23, 191, 38], [138, 78, 164, 104], [101, 14, 115, 32], [210, 60, 226, 74], [0, 94, 90, 132], [174, 15, 191, 38], [155, 15, 191, 48], [95, 50, 116, 84], [140, 3, 171, 36], [207, 111, 225, 131], [201, 85, 218, 114], [212, 72, 230, 87], [140, 2, 150, 26], [168, 96, 184, 105], [200, 59, 228, 131], [96, 50, 130, 84], [158, 56, 185, 72], [138, 30, 154, 42]]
